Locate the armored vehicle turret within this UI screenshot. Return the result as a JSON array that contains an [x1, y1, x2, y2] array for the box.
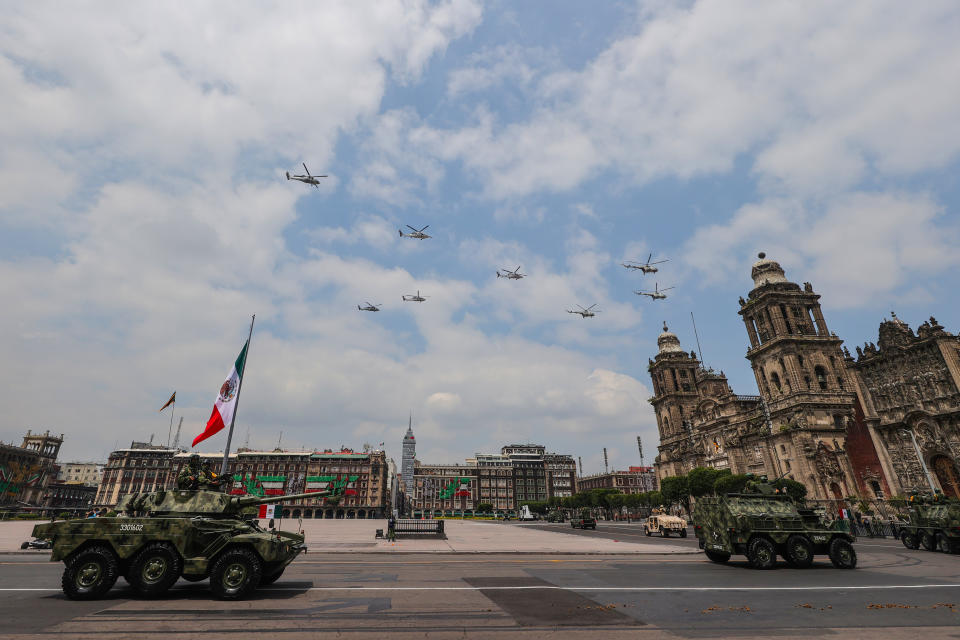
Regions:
[[692, 477, 857, 569], [899, 492, 960, 553], [33, 486, 340, 601]]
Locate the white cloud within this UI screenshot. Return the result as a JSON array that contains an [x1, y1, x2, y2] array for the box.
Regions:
[[399, 0, 960, 199], [682, 192, 960, 307]]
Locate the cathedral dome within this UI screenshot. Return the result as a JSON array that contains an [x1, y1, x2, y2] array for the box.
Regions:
[[657, 322, 684, 354], [751, 252, 788, 288]]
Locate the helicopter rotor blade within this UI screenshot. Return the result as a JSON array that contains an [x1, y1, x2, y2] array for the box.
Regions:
[[419, 225, 430, 232], [406, 225, 418, 232], [646, 253, 652, 264], [303, 163, 310, 175]]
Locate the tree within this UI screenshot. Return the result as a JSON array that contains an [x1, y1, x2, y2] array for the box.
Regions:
[[714, 473, 750, 495], [476, 502, 493, 514], [687, 467, 729, 497], [660, 475, 689, 511], [773, 478, 807, 502]]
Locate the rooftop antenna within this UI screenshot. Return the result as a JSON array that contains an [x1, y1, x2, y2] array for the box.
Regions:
[[244, 426, 250, 450], [578, 456, 583, 476], [603, 447, 609, 474], [172, 417, 183, 449], [277, 430, 283, 450], [691, 312, 705, 364], [637, 436, 644, 468]]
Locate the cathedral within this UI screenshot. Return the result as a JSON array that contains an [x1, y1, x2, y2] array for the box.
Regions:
[[650, 253, 960, 501]]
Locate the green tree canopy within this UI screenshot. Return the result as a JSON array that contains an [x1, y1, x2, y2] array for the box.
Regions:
[[476, 502, 493, 513], [687, 467, 730, 497], [713, 473, 750, 495], [772, 478, 807, 501], [660, 475, 689, 508]]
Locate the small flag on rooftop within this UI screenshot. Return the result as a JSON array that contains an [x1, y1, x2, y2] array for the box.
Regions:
[[159, 391, 176, 412]]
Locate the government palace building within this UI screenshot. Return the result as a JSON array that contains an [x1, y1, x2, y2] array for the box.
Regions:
[[650, 253, 960, 502]]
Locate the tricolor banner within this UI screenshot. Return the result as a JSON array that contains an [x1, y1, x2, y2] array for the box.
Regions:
[[194, 341, 248, 447], [258, 503, 277, 519]]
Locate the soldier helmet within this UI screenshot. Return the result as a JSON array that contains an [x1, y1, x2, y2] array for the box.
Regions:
[[189, 453, 200, 465]]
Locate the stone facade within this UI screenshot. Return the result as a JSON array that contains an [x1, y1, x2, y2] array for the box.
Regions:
[[577, 467, 657, 494], [0, 430, 63, 507], [650, 253, 960, 502], [848, 314, 960, 498], [95, 443, 390, 518], [651, 255, 864, 500]]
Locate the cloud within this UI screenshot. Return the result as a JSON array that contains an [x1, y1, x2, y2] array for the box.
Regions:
[[398, 0, 960, 199], [682, 192, 960, 307]]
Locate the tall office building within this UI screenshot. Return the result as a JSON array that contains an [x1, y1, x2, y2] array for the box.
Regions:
[[401, 414, 416, 499]]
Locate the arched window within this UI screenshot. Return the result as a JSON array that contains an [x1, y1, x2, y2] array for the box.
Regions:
[[836, 376, 844, 390], [770, 372, 782, 392], [815, 366, 828, 390]]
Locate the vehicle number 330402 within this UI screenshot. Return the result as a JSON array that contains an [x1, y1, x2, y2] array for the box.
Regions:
[[120, 524, 144, 532]]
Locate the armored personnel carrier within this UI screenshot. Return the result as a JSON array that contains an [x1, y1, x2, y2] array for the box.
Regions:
[[32, 486, 335, 601], [899, 493, 960, 553], [692, 478, 857, 569]]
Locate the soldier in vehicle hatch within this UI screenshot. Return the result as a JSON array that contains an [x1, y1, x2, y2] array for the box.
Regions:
[[199, 459, 224, 489], [177, 454, 202, 490]]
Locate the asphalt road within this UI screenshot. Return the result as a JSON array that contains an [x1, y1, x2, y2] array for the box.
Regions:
[[1, 536, 958, 639]]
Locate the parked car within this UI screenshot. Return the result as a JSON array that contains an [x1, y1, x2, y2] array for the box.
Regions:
[[570, 510, 597, 530]]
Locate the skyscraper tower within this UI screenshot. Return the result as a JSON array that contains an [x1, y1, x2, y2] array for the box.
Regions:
[[401, 413, 416, 500]]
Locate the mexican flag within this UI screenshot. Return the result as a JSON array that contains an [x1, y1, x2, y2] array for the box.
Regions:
[[193, 342, 248, 447]]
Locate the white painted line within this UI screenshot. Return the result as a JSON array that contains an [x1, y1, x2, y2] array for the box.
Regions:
[[3, 584, 959, 594]]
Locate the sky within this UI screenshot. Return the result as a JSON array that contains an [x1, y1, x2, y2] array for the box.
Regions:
[[2, 1, 959, 473]]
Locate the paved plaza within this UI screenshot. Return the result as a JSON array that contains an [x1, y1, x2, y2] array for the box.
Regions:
[[0, 518, 693, 554]]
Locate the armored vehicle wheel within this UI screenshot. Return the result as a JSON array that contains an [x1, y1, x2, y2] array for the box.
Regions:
[[920, 532, 937, 551], [935, 533, 951, 553], [20, 542, 29, 550], [210, 548, 262, 600], [828, 538, 857, 569], [259, 567, 285, 585], [62, 545, 119, 600], [128, 543, 182, 597], [785, 534, 814, 568], [747, 537, 776, 570], [644, 527, 651, 536], [571, 522, 576, 528], [901, 531, 920, 549], [181, 574, 207, 582], [704, 549, 730, 563]]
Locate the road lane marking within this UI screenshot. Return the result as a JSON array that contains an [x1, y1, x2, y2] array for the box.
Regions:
[[3, 584, 960, 593]]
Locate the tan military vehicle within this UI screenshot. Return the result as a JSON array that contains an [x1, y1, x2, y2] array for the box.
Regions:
[[644, 508, 688, 537]]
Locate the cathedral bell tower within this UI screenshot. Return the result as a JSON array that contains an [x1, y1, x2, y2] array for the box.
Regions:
[[738, 253, 857, 499], [649, 323, 702, 476]]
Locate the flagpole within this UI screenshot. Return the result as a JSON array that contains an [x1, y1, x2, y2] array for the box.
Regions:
[[166, 398, 175, 448], [220, 315, 255, 476]]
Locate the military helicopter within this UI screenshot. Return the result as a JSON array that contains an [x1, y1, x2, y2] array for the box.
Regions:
[[358, 302, 382, 312], [496, 266, 525, 280], [635, 283, 675, 300], [399, 225, 431, 240], [567, 304, 600, 318], [402, 290, 428, 302], [622, 253, 668, 274], [285, 163, 327, 188]]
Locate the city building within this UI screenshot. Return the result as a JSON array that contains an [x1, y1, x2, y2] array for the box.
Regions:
[[95, 443, 389, 518], [411, 462, 477, 515], [848, 314, 960, 498], [544, 453, 578, 498], [577, 466, 657, 494], [408, 444, 578, 514], [0, 429, 63, 508], [651, 254, 871, 501], [58, 462, 104, 487], [42, 482, 98, 514], [401, 415, 416, 498], [649, 253, 960, 503]]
